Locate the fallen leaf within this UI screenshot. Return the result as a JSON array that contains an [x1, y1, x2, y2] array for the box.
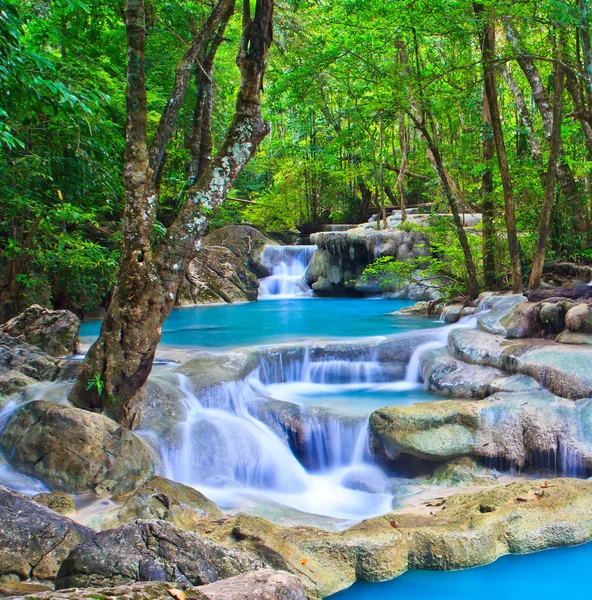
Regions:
[[168, 589, 186, 600], [515, 497, 528, 503], [390, 520, 398, 529], [301, 558, 307, 565]]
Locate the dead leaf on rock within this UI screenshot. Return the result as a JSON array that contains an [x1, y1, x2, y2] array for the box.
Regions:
[[168, 589, 186, 600], [301, 558, 307, 565]]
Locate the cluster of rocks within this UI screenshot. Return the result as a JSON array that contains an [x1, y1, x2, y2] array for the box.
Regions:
[[4, 472, 592, 599], [371, 291, 592, 475]]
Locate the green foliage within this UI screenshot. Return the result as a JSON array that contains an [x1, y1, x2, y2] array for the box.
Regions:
[[86, 374, 104, 396]]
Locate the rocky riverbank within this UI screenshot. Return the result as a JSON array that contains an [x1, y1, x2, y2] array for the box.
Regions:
[[2, 294, 592, 598]]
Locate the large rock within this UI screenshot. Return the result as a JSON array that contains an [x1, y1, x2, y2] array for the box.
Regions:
[[449, 327, 592, 399], [0, 334, 58, 397], [305, 228, 436, 298], [370, 390, 592, 468], [178, 225, 277, 304], [0, 305, 79, 357], [9, 570, 306, 600], [88, 476, 222, 531], [565, 303, 592, 333], [0, 486, 92, 583], [195, 478, 592, 598], [0, 401, 154, 494], [182, 246, 259, 304], [421, 346, 541, 399], [55, 519, 263, 590], [203, 225, 277, 278]]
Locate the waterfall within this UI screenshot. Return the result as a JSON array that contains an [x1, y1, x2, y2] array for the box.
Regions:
[[258, 245, 316, 297], [404, 313, 481, 384]]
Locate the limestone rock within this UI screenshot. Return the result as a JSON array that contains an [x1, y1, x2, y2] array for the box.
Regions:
[[476, 294, 528, 336], [0, 401, 154, 494], [306, 228, 436, 299], [370, 390, 592, 468], [9, 570, 306, 600], [182, 246, 259, 304], [0, 334, 58, 397], [421, 347, 541, 399], [0, 486, 92, 583], [89, 476, 221, 531], [449, 327, 592, 400], [0, 305, 80, 357], [0, 582, 52, 597], [203, 225, 276, 278], [55, 519, 263, 590], [427, 457, 500, 487]]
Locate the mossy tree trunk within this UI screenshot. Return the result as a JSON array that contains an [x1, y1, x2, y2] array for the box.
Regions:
[[69, 0, 274, 422]]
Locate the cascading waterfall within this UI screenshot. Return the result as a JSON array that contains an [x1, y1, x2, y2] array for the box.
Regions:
[[258, 245, 316, 297]]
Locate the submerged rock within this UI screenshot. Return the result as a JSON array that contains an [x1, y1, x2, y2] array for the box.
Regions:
[[0, 401, 154, 494], [0, 486, 92, 583], [0, 305, 80, 358], [55, 519, 263, 590], [32, 492, 76, 515]]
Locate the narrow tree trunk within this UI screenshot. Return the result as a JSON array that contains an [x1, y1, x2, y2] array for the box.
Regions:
[[478, 6, 522, 293], [412, 117, 480, 299], [70, 0, 274, 421], [529, 39, 565, 290], [501, 64, 541, 161], [481, 89, 496, 289], [506, 21, 590, 237], [397, 114, 408, 222]]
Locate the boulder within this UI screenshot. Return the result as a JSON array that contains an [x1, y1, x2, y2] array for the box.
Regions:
[[391, 301, 443, 317], [565, 303, 592, 333], [203, 225, 276, 278], [476, 294, 528, 336], [427, 457, 500, 487], [88, 476, 221, 531], [0, 334, 58, 397], [0, 305, 79, 357], [0, 486, 92, 583], [0, 401, 154, 494], [55, 519, 263, 590], [8, 570, 306, 600], [370, 391, 592, 468], [421, 347, 541, 399], [449, 327, 592, 400], [181, 246, 259, 304]]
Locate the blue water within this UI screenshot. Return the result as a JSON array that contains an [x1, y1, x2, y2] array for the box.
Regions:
[[81, 298, 443, 349], [332, 542, 592, 599]]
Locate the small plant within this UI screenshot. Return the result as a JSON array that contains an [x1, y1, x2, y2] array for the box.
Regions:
[[87, 374, 104, 396]]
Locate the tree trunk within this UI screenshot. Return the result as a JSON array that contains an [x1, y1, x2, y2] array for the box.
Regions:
[[396, 114, 408, 222], [412, 117, 480, 299], [481, 89, 496, 289], [501, 64, 541, 161], [506, 21, 590, 237], [529, 38, 565, 290], [478, 5, 522, 293], [69, 0, 274, 421]]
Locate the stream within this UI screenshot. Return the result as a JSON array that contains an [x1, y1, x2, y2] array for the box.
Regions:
[[9, 245, 592, 597]]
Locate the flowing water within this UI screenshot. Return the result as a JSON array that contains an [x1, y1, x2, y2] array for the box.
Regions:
[[258, 245, 316, 297]]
